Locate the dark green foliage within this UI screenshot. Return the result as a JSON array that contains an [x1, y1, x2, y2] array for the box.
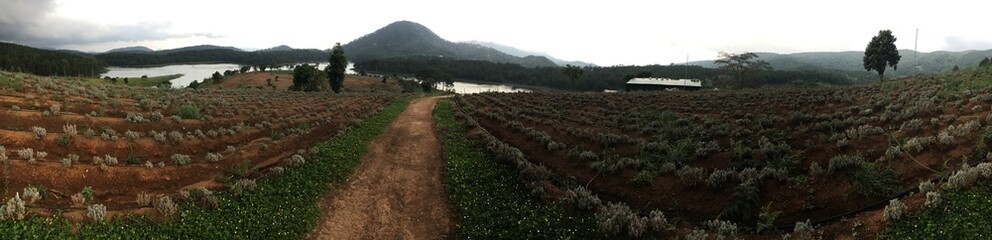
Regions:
[[126, 147, 141, 165], [434, 100, 598, 239], [291, 64, 322, 91], [239, 65, 251, 73], [55, 135, 71, 146], [848, 163, 900, 197], [211, 71, 224, 83], [187, 80, 201, 89], [326, 43, 347, 93], [415, 68, 453, 92], [561, 64, 584, 82], [863, 30, 902, 81], [880, 180, 992, 239], [0, 42, 106, 77], [980, 57, 991, 68], [722, 180, 761, 224], [175, 105, 202, 119]]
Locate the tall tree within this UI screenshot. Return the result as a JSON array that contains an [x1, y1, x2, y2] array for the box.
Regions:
[[863, 30, 901, 81], [714, 52, 772, 89], [561, 64, 584, 83], [326, 43, 347, 93]]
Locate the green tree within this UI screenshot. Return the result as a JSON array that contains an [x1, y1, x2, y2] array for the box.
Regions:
[[240, 65, 251, 73], [714, 52, 772, 89], [561, 64, 584, 83], [211, 71, 224, 83], [863, 30, 901, 81], [291, 64, 321, 91], [415, 68, 453, 92], [326, 43, 347, 93], [980, 57, 990, 68]]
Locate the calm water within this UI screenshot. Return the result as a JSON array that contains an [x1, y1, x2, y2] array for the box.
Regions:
[[103, 63, 531, 93], [442, 81, 532, 94], [102, 62, 342, 88]]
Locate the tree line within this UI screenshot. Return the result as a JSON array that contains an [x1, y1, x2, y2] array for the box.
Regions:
[[0, 42, 107, 77], [356, 56, 854, 91], [95, 49, 328, 67]]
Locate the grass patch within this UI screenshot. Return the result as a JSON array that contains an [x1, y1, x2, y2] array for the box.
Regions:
[[848, 162, 900, 197], [174, 104, 202, 119], [0, 96, 412, 239], [433, 99, 598, 239], [942, 67, 992, 93], [880, 180, 992, 239]]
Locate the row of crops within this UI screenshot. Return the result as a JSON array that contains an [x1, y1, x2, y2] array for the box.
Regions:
[[447, 68, 992, 238], [0, 70, 403, 229]]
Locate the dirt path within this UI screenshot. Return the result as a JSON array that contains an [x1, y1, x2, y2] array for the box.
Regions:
[[310, 97, 451, 240]]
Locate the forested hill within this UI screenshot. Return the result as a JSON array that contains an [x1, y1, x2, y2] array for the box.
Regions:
[[356, 57, 852, 91], [343, 21, 558, 68], [690, 50, 992, 77], [0, 42, 106, 77], [94, 46, 329, 67]]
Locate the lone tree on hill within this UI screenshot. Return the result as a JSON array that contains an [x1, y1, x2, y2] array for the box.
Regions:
[[714, 52, 771, 89], [561, 64, 584, 83], [863, 30, 901, 81], [326, 43, 347, 93]]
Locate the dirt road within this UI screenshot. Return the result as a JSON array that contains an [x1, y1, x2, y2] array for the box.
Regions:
[[309, 97, 451, 240]]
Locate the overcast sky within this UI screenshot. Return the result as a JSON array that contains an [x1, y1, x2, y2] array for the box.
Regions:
[[1, 0, 990, 66]]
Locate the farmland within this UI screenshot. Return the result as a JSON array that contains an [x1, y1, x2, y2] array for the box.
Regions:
[[446, 67, 992, 238], [0, 70, 401, 229]]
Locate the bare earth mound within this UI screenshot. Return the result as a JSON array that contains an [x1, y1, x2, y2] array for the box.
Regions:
[[310, 97, 451, 240]]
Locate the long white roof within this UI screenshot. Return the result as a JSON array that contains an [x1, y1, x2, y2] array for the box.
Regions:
[[626, 78, 702, 87]]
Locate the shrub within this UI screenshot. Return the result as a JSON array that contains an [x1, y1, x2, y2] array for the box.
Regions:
[[125, 130, 141, 140], [703, 219, 738, 240], [172, 154, 191, 165], [286, 154, 305, 166], [168, 131, 184, 142], [104, 155, 118, 165], [924, 191, 942, 208], [808, 162, 825, 176], [81, 186, 94, 203], [707, 169, 736, 188], [567, 186, 602, 210], [206, 152, 222, 163], [16, 148, 34, 160], [723, 180, 761, 223], [945, 167, 978, 190], [31, 126, 46, 139], [828, 155, 864, 173], [883, 199, 907, 221], [1, 193, 26, 220], [63, 124, 77, 138], [136, 193, 153, 206], [677, 167, 706, 187], [850, 163, 900, 197], [919, 180, 936, 193], [686, 229, 708, 240], [60, 157, 72, 167], [22, 187, 41, 204], [55, 134, 70, 146], [153, 196, 176, 217], [793, 219, 820, 240], [71, 193, 85, 207], [596, 202, 647, 237], [176, 104, 202, 119], [87, 204, 106, 221], [232, 179, 257, 196]]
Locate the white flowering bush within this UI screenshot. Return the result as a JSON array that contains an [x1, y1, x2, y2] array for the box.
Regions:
[[206, 152, 222, 163], [31, 126, 46, 139], [154, 196, 176, 217], [232, 179, 257, 196], [924, 191, 942, 208], [0, 193, 26, 220], [567, 186, 601, 210], [171, 154, 191, 165], [21, 187, 41, 204], [883, 199, 907, 221]]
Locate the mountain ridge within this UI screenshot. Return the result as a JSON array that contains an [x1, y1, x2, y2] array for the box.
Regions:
[[343, 21, 557, 68], [464, 40, 597, 67]]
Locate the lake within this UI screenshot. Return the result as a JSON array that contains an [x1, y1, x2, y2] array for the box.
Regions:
[[103, 63, 532, 93], [440, 81, 532, 94]]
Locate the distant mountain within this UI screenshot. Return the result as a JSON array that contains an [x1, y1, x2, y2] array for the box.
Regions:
[[0, 41, 106, 77], [465, 40, 597, 67], [158, 45, 243, 54], [691, 50, 992, 78], [258, 45, 295, 52], [344, 21, 557, 68], [106, 46, 154, 53], [95, 45, 325, 67]]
